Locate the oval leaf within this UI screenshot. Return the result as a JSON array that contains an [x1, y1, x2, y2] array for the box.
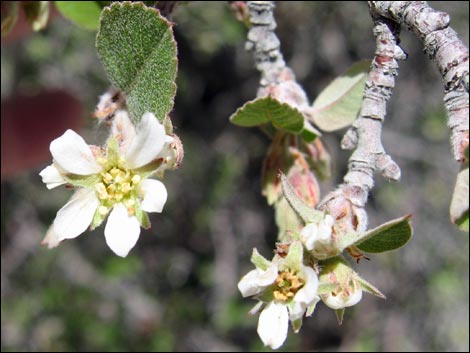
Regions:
[[230, 96, 304, 133], [312, 60, 369, 132], [96, 2, 177, 122], [355, 215, 413, 253], [450, 167, 469, 232], [55, 1, 100, 30]]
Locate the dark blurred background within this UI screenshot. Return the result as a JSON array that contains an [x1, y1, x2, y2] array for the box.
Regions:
[[1, 2, 468, 351]]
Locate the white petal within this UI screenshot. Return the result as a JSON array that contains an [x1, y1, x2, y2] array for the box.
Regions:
[[53, 188, 99, 241], [104, 203, 141, 257], [294, 266, 319, 305], [323, 288, 363, 310], [140, 179, 168, 213], [238, 264, 278, 297], [50, 130, 102, 175], [125, 112, 166, 169], [257, 302, 289, 350], [39, 164, 67, 189], [110, 110, 136, 154], [318, 215, 334, 240], [41, 224, 61, 249], [300, 223, 318, 250]]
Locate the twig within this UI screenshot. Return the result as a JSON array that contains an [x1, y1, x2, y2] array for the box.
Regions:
[[246, 1, 312, 115], [369, 1, 469, 162], [318, 14, 405, 232]]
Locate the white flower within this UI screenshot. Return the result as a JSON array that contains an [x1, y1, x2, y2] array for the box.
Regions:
[[318, 257, 364, 310], [40, 112, 175, 257], [237, 243, 319, 349], [299, 214, 340, 259], [300, 214, 334, 251], [322, 282, 362, 310]]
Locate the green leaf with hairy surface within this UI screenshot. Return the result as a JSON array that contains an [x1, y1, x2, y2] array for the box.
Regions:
[[312, 60, 369, 132], [275, 197, 303, 242], [353, 215, 413, 253], [280, 173, 323, 224], [55, 1, 101, 30], [450, 167, 469, 232], [230, 96, 304, 133], [96, 2, 177, 123]]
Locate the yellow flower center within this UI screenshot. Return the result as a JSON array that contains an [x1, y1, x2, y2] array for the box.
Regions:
[[273, 269, 305, 302], [94, 159, 141, 215]]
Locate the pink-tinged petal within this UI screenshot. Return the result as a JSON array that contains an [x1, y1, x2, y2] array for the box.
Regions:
[[140, 179, 168, 213], [104, 203, 141, 257], [41, 224, 60, 249], [238, 264, 278, 297], [323, 287, 363, 310], [53, 188, 99, 241], [110, 110, 136, 154], [50, 130, 102, 175], [125, 112, 166, 169], [257, 301, 289, 350], [39, 163, 67, 189]]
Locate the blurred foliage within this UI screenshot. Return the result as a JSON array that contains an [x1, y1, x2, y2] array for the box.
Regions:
[[1, 1, 469, 352]]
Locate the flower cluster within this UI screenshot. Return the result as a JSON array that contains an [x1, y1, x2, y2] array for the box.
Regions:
[[238, 207, 384, 349], [40, 111, 181, 257]]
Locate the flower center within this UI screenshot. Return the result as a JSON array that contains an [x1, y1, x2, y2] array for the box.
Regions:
[[273, 269, 305, 302], [94, 161, 141, 215]]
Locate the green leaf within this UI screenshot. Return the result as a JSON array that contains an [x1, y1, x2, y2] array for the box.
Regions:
[[312, 60, 369, 132], [280, 173, 323, 224], [355, 215, 413, 253], [96, 2, 177, 123], [450, 167, 469, 232], [230, 96, 304, 133], [55, 1, 101, 30], [1, 1, 19, 37], [301, 121, 320, 142], [274, 197, 304, 242]]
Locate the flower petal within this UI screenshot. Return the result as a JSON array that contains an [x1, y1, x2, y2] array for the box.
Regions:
[[41, 224, 61, 249], [104, 203, 141, 257], [238, 264, 278, 297], [323, 287, 363, 310], [111, 110, 136, 154], [294, 266, 319, 305], [140, 179, 168, 213], [53, 188, 99, 241], [300, 223, 318, 250], [50, 130, 102, 175], [257, 301, 289, 350], [39, 163, 67, 189], [125, 112, 166, 169]]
